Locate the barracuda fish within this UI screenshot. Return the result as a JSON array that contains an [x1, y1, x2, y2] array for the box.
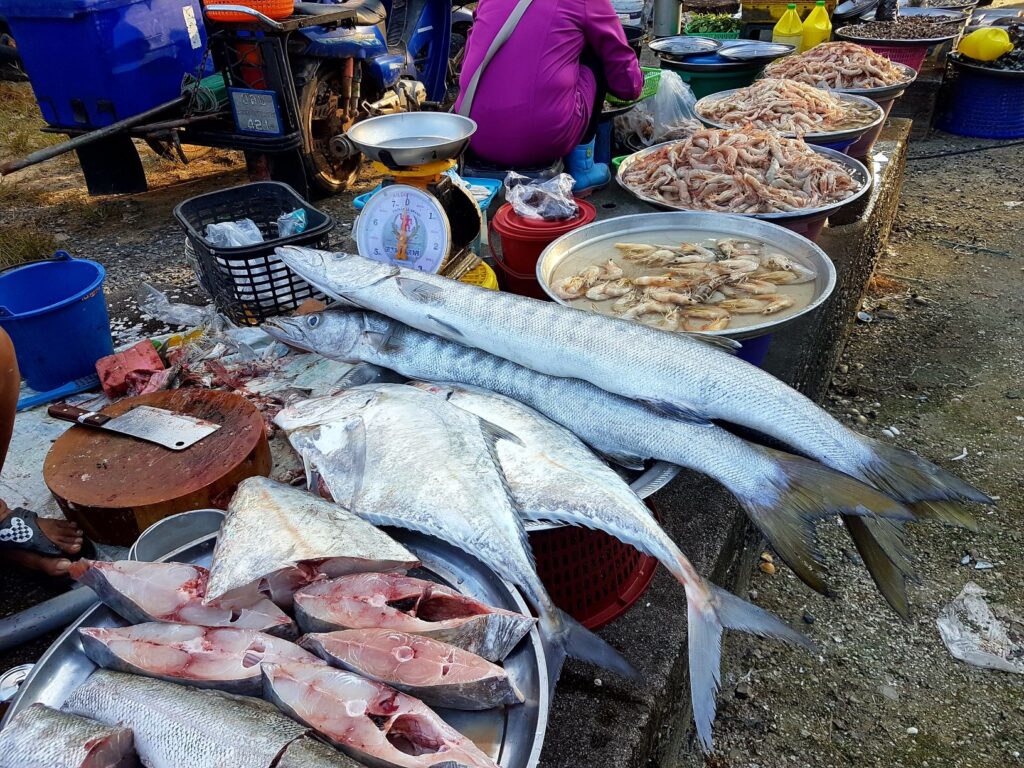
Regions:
[[0, 703, 137, 768], [69, 560, 297, 638], [263, 661, 498, 768], [205, 477, 419, 605], [263, 311, 917, 618], [273, 247, 990, 522], [274, 384, 638, 689], [79, 623, 322, 696], [63, 670, 310, 768], [301, 628, 524, 710]]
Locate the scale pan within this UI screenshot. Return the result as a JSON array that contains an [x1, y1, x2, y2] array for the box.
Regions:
[[347, 113, 478, 169]]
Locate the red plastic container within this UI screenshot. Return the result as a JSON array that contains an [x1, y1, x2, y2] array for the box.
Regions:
[[862, 43, 930, 73], [492, 257, 551, 300], [846, 96, 898, 159], [489, 200, 597, 274], [529, 501, 660, 630]]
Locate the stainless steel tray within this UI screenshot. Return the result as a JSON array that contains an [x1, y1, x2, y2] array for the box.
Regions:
[[4, 523, 549, 768], [534, 211, 836, 341], [346, 113, 478, 168], [695, 89, 885, 145], [832, 62, 918, 101], [616, 139, 872, 225], [836, 9, 967, 44]]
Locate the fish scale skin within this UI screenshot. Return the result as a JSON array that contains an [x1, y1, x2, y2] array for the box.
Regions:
[[274, 249, 869, 476], [278, 737, 364, 767], [0, 703, 137, 768], [63, 670, 308, 768]]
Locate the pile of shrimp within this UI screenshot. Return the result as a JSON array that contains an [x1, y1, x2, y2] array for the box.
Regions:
[[619, 126, 862, 213], [551, 239, 816, 333], [697, 78, 879, 134], [764, 42, 912, 89]]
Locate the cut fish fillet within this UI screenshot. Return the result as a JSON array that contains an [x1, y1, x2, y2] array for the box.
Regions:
[[293, 573, 534, 662], [301, 629, 524, 711], [263, 661, 498, 768], [69, 560, 296, 638], [79, 623, 322, 696]]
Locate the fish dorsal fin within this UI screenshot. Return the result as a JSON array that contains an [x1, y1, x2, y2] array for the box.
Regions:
[[396, 276, 445, 304], [478, 417, 525, 448], [638, 398, 710, 424], [683, 333, 741, 353]]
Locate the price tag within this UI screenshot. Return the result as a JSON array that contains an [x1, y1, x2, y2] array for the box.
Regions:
[[229, 88, 283, 136]]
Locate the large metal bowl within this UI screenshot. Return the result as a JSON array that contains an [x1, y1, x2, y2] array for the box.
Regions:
[[347, 113, 477, 168], [763, 61, 918, 101], [616, 139, 872, 226], [535, 212, 837, 341], [695, 88, 886, 145], [837, 9, 967, 44]]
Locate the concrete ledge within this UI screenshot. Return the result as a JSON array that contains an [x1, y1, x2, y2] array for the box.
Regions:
[[536, 120, 911, 767]]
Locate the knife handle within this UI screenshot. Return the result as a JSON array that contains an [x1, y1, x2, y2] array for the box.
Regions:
[[47, 403, 112, 427]]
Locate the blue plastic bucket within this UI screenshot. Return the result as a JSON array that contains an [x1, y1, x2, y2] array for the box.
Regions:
[[735, 333, 773, 367], [0, 252, 113, 392]]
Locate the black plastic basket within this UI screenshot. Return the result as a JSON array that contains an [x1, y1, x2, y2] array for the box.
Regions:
[[173, 182, 334, 325]]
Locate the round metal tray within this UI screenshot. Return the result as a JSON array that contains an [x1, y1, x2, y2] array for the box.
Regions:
[[648, 35, 722, 61], [949, 53, 1024, 80], [346, 113, 478, 168], [4, 519, 550, 768], [837, 9, 967, 44], [615, 139, 872, 224], [831, 62, 919, 100], [534, 212, 837, 341], [718, 41, 796, 62], [694, 89, 886, 145]]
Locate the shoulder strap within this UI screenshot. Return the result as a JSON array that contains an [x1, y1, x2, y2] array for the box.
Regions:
[[457, 0, 537, 117]]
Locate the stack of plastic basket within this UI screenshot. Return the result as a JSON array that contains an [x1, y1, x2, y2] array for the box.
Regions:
[[936, 55, 1024, 139]]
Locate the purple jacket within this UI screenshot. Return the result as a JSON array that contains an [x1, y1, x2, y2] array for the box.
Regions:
[[455, 0, 643, 166]]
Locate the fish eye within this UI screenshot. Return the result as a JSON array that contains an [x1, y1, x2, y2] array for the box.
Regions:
[[307, 315, 320, 328]]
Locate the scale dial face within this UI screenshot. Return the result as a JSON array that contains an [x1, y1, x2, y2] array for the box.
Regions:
[[357, 184, 451, 274]]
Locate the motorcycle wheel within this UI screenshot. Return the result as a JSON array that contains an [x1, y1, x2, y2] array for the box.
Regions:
[[297, 59, 363, 197]]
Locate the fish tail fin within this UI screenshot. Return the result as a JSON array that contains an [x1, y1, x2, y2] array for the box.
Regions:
[[542, 609, 640, 693], [842, 516, 914, 619], [854, 436, 992, 524], [739, 449, 914, 595], [687, 584, 813, 752]]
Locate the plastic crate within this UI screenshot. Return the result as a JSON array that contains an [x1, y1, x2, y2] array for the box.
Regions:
[[742, 0, 836, 22], [173, 182, 333, 326], [607, 67, 662, 106], [529, 501, 661, 629], [861, 43, 930, 73], [0, 0, 209, 129], [936, 61, 1024, 140]]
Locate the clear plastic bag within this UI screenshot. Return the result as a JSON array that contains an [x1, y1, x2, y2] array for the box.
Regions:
[[276, 209, 307, 238], [503, 172, 579, 221], [204, 218, 264, 248], [615, 70, 702, 147]]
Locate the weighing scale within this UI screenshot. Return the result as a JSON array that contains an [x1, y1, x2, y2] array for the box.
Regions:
[[340, 113, 484, 278]]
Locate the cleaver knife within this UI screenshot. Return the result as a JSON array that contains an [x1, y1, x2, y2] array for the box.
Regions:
[[47, 403, 221, 451]]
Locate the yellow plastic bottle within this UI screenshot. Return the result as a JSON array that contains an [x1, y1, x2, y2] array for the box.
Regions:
[[958, 28, 1014, 62], [773, 4, 804, 50], [800, 0, 832, 52]]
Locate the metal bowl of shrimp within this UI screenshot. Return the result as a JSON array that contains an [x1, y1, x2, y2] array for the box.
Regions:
[[535, 212, 837, 342]]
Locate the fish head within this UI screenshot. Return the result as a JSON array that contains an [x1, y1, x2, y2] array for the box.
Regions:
[[275, 247, 398, 297], [264, 311, 365, 359]]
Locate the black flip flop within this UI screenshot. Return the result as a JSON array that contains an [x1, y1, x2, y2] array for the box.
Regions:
[[0, 509, 65, 556]]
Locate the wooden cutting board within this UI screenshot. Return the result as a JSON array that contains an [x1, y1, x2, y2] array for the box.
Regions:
[[44, 389, 271, 546]]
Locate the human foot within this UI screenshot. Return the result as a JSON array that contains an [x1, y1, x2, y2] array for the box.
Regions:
[[0, 501, 83, 575]]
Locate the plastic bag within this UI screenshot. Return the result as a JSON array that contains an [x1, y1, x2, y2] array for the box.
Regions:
[[205, 218, 264, 248], [277, 209, 307, 238], [503, 172, 579, 221], [935, 582, 1024, 674], [137, 282, 222, 329], [615, 70, 702, 147]]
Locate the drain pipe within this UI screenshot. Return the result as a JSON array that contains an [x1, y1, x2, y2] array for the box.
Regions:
[[0, 587, 97, 654]]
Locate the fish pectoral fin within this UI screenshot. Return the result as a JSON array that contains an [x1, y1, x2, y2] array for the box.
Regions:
[[596, 448, 648, 471], [682, 332, 741, 353], [425, 314, 466, 339], [637, 398, 709, 424], [478, 417, 525, 447], [396, 276, 445, 304]]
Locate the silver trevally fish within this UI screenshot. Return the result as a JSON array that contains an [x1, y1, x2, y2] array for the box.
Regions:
[[264, 311, 918, 620], [0, 703, 137, 768], [205, 476, 419, 605], [63, 670, 310, 768], [274, 383, 638, 689], [273, 247, 990, 521]]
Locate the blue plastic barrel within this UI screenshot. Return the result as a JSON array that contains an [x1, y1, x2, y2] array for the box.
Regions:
[[0, 252, 114, 392], [936, 59, 1024, 140], [735, 333, 773, 367]]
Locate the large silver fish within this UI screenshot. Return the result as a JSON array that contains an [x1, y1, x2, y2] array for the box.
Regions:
[[273, 248, 989, 520], [0, 703, 137, 768], [263, 311, 917, 619], [274, 383, 637, 688], [278, 737, 364, 767], [63, 670, 309, 768], [205, 476, 419, 605]]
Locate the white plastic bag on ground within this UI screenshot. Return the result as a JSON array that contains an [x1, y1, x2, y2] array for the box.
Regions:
[[616, 70, 702, 147], [935, 582, 1024, 674]]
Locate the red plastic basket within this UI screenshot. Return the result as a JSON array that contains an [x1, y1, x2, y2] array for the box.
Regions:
[[861, 43, 930, 73], [529, 501, 660, 629]]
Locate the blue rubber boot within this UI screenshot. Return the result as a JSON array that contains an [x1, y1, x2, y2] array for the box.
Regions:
[[565, 139, 610, 197]]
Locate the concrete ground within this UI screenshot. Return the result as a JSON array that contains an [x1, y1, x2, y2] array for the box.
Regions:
[[1, 80, 1022, 765]]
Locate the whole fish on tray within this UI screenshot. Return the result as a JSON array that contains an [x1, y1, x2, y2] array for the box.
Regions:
[[70, 560, 296, 638], [63, 670, 311, 768], [301, 628, 524, 710], [279, 737, 364, 767], [205, 476, 419, 606], [293, 573, 535, 661], [263, 661, 499, 768], [79, 623, 322, 696], [275, 384, 637, 686], [0, 703, 137, 768]]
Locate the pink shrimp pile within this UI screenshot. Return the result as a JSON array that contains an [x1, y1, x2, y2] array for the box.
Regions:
[[764, 42, 913, 89], [620, 126, 862, 213]]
